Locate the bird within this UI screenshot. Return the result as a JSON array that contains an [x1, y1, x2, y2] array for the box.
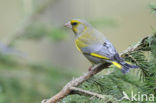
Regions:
[[64, 19, 138, 74]]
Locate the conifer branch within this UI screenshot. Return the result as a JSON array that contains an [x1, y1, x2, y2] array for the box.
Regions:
[[42, 36, 149, 103]]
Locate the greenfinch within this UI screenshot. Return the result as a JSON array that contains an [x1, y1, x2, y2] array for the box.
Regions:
[[64, 19, 138, 73]]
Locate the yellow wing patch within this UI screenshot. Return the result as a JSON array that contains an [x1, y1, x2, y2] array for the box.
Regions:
[[90, 53, 122, 69], [112, 62, 122, 69], [90, 53, 109, 60]]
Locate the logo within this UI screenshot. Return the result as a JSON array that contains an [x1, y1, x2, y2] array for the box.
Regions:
[[119, 91, 154, 102]]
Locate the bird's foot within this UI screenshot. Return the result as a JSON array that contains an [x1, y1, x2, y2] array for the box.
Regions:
[[88, 65, 93, 71]]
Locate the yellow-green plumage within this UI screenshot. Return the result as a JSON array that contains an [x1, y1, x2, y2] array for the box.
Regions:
[[75, 31, 95, 49], [74, 24, 121, 67], [65, 19, 138, 73]]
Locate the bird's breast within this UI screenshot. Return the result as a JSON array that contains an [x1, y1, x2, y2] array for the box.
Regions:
[[75, 31, 96, 51], [75, 38, 87, 52]]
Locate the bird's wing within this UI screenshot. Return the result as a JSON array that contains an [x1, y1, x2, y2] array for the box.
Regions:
[[81, 41, 117, 60]]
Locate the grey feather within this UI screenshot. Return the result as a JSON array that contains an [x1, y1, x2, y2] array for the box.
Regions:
[[70, 19, 139, 73], [81, 42, 117, 62]]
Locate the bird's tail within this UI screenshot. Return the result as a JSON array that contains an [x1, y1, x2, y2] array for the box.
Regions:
[[120, 62, 138, 74], [112, 61, 138, 74], [112, 53, 138, 74]]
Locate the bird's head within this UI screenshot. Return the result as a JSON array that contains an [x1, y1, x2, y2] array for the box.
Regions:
[[64, 19, 91, 35]]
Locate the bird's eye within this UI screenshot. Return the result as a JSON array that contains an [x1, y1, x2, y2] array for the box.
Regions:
[[72, 22, 78, 26]]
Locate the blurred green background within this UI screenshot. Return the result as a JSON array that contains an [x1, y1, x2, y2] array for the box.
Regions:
[[0, 0, 156, 103]]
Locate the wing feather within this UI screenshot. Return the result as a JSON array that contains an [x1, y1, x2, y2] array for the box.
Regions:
[[81, 42, 117, 60]]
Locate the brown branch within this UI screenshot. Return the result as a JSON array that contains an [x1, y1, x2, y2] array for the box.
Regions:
[[42, 36, 149, 103], [70, 87, 107, 99], [42, 63, 110, 103], [120, 36, 149, 57], [70, 87, 117, 102]]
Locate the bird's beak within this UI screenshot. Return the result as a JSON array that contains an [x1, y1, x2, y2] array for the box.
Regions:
[[64, 21, 72, 28]]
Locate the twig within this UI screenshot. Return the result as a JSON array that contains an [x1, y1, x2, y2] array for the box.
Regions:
[[120, 36, 149, 56], [42, 36, 149, 103], [70, 87, 116, 102], [42, 63, 110, 103], [70, 87, 107, 99]]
